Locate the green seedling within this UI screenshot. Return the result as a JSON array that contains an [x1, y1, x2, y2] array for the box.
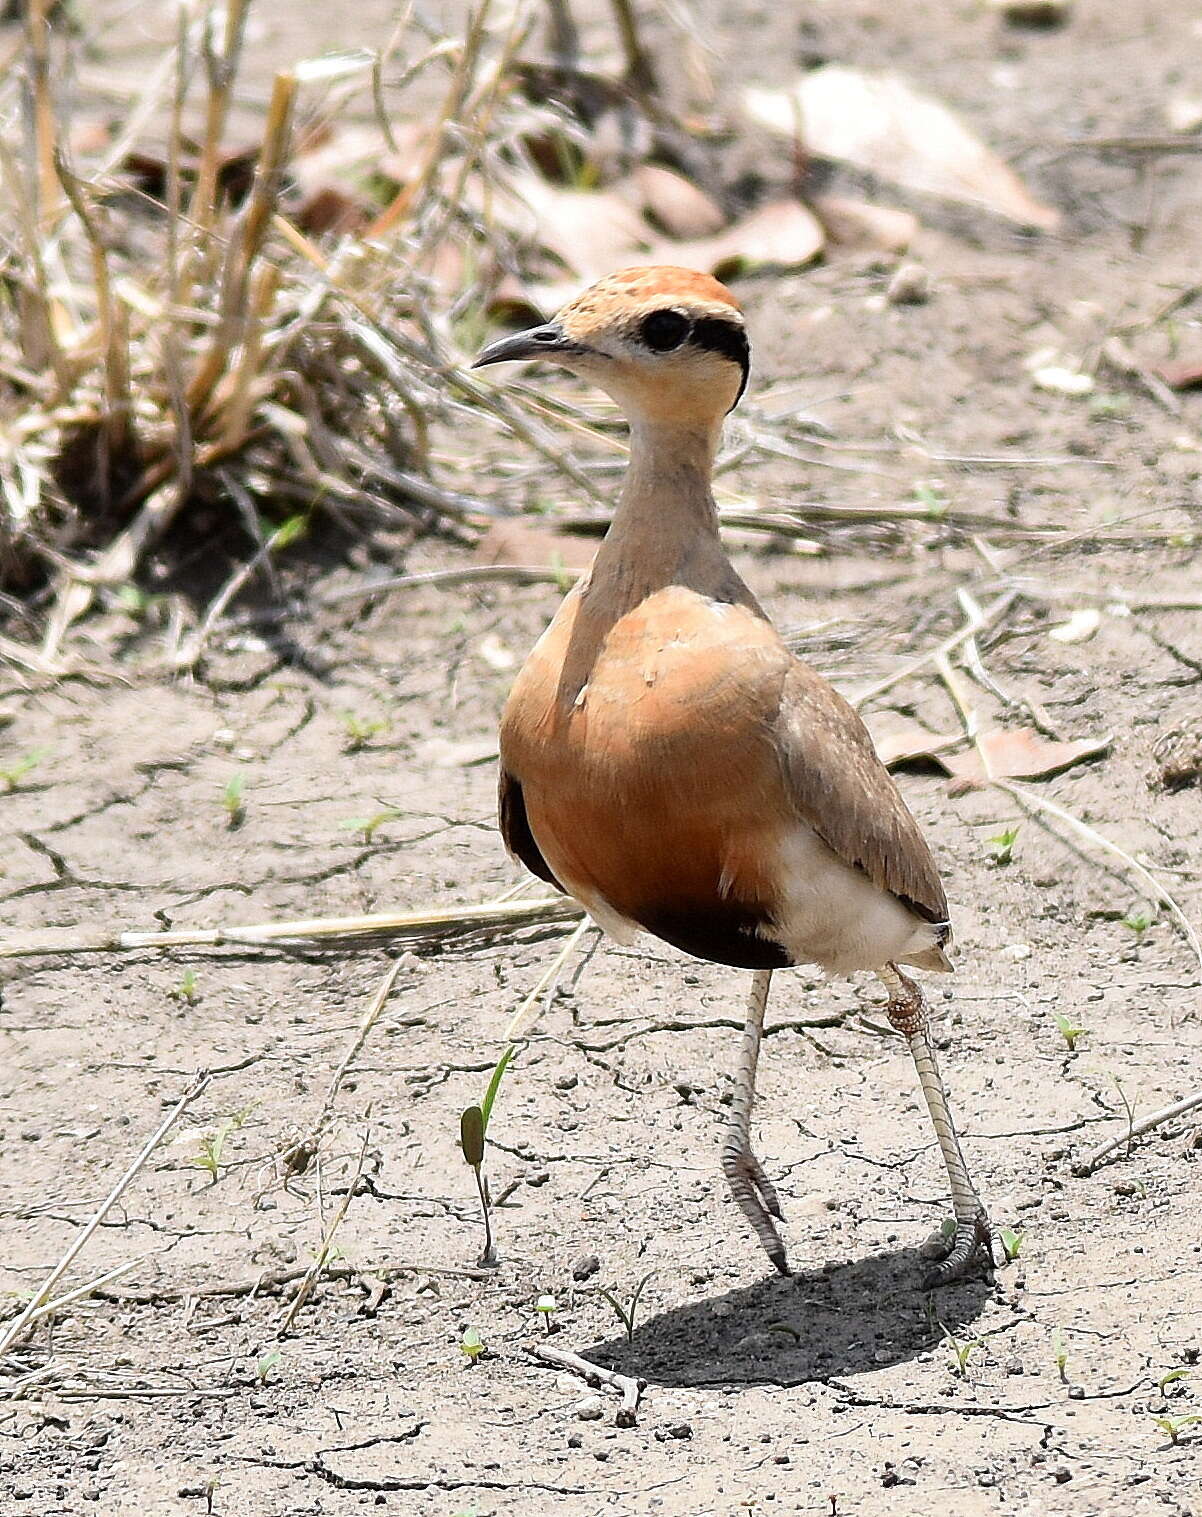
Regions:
[[984, 826, 1020, 865], [535, 1294, 558, 1334], [0, 747, 47, 791], [1053, 1011, 1086, 1051], [939, 1321, 982, 1378], [595, 1271, 655, 1346], [1052, 1327, 1069, 1383], [203, 1477, 219, 1516], [340, 710, 389, 752], [171, 969, 200, 1005], [268, 513, 308, 551], [1122, 903, 1155, 938], [1152, 1413, 1201, 1446], [221, 771, 246, 829], [912, 481, 948, 518], [339, 807, 404, 843], [459, 1044, 516, 1267], [190, 1103, 256, 1184], [459, 1326, 485, 1364], [1088, 391, 1130, 420], [1000, 1227, 1024, 1262], [255, 1348, 282, 1384], [1158, 1368, 1190, 1397]]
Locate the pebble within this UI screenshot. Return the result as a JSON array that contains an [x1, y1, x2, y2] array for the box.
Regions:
[[575, 1396, 604, 1421], [572, 1253, 600, 1282], [886, 263, 931, 305], [555, 1073, 578, 1091], [1053, 1466, 1073, 1483], [666, 1422, 693, 1440]]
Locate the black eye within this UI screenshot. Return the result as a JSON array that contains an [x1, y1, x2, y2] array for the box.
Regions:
[[639, 309, 690, 352]]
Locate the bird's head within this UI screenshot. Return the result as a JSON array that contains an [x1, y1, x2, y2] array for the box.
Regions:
[[473, 266, 749, 430]]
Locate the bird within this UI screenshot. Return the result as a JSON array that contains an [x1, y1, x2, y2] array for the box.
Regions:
[[473, 265, 1006, 1287]]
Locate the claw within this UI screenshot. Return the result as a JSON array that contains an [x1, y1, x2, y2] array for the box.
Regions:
[[922, 1210, 1007, 1289], [722, 1149, 790, 1274]]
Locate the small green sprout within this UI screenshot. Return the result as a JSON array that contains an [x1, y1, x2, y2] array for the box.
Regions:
[[939, 1322, 982, 1378], [0, 748, 47, 791], [339, 807, 404, 843], [221, 771, 246, 829], [595, 1272, 656, 1346], [1122, 903, 1155, 938], [1000, 1227, 1024, 1262], [1158, 1368, 1190, 1397], [912, 481, 948, 518], [190, 1104, 256, 1184], [1052, 1327, 1069, 1383], [340, 710, 389, 752], [535, 1294, 558, 1334], [459, 1326, 485, 1364], [255, 1348, 282, 1384], [458, 1044, 515, 1267], [268, 513, 308, 551], [1152, 1413, 1201, 1446], [171, 969, 200, 1005], [1053, 1011, 1086, 1052], [984, 826, 1020, 865]]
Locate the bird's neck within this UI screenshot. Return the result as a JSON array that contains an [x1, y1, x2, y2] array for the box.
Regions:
[[587, 416, 727, 607]]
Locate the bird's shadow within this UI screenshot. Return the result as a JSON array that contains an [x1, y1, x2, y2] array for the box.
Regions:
[[586, 1246, 993, 1387]]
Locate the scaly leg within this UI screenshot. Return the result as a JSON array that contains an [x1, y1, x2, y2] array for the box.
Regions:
[[878, 963, 1007, 1288], [721, 968, 789, 1275]]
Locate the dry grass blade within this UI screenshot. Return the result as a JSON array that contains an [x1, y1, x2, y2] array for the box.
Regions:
[[278, 1129, 372, 1334], [1073, 1088, 1202, 1176], [0, 896, 583, 961], [0, 1072, 210, 1358]]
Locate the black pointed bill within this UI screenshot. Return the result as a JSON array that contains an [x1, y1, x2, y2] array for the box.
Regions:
[[471, 323, 588, 368]]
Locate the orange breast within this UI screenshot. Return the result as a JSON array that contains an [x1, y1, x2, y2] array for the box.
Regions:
[[500, 585, 795, 968]]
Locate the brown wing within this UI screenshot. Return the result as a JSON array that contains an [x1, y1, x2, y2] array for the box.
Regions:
[[498, 768, 563, 891], [777, 662, 949, 928]]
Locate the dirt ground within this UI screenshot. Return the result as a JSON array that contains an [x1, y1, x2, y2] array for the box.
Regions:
[[3, 1, 1202, 1514]]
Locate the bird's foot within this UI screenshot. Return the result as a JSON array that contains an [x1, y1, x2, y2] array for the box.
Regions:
[[723, 1148, 790, 1275], [921, 1208, 1008, 1290]]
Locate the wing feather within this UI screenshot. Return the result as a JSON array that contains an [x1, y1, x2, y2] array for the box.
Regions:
[[777, 662, 948, 929]]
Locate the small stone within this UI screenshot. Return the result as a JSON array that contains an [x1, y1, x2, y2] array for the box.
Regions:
[[554, 1073, 578, 1091], [1006, 1359, 1025, 1376], [575, 1396, 604, 1421], [666, 1422, 693, 1440], [526, 1170, 550, 1188], [1068, 1385, 1085, 1400], [1053, 1466, 1072, 1483], [886, 262, 930, 305], [567, 1432, 583, 1449], [988, 0, 1072, 26], [572, 1253, 600, 1282]]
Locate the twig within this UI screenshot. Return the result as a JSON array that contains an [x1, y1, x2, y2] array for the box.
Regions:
[[0, 895, 583, 961], [279, 1128, 372, 1333], [531, 1341, 644, 1426], [282, 958, 403, 1171], [322, 563, 581, 607], [506, 916, 594, 1038], [1073, 1089, 1202, 1176], [12, 1258, 145, 1337], [92, 1259, 494, 1307], [0, 1073, 210, 1356], [849, 589, 1018, 709]]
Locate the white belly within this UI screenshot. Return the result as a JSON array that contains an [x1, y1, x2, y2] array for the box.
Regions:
[[771, 824, 948, 976]]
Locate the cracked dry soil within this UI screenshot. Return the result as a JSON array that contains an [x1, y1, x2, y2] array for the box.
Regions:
[[3, 0, 1202, 1513]]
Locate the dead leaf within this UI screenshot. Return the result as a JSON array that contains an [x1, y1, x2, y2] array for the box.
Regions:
[[475, 521, 595, 573], [499, 173, 651, 281], [1154, 356, 1202, 392], [661, 199, 824, 278], [811, 193, 919, 252], [943, 727, 1111, 794], [868, 719, 1109, 793], [745, 67, 1060, 231], [628, 164, 726, 239], [868, 719, 964, 768]]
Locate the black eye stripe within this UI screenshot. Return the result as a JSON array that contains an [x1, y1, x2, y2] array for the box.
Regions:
[[691, 316, 750, 408]]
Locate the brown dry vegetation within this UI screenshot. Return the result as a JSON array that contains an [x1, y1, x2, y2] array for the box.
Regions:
[[2, 1, 1202, 1514]]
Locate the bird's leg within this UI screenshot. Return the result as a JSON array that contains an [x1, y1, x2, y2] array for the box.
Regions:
[[878, 962, 1007, 1288], [721, 968, 789, 1275]]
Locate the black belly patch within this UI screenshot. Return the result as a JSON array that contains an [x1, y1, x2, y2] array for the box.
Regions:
[[637, 901, 792, 971]]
